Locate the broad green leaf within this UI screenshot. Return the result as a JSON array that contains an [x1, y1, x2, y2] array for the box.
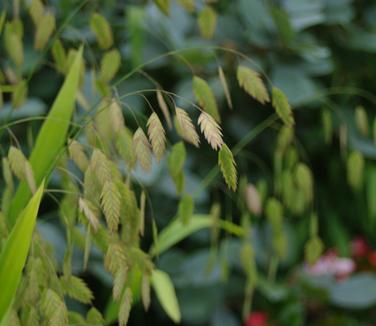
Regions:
[[151, 270, 180, 323], [0, 182, 44, 323], [7, 47, 83, 227], [330, 273, 376, 309], [149, 215, 243, 256]]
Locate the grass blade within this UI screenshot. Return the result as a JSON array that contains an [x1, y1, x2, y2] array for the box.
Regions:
[[149, 214, 244, 257], [0, 182, 44, 322], [7, 47, 83, 227]]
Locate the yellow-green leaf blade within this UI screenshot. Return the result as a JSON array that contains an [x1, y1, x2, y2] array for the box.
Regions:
[[7, 47, 83, 227], [0, 182, 44, 322]]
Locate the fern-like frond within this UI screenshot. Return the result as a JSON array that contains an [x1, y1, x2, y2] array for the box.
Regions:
[[147, 112, 166, 162], [218, 144, 237, 191], [198, 112, 223, 151], [175, 108, 200, 147], [237, 65, 270, 104]]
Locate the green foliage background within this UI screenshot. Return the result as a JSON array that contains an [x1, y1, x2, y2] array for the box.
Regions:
[[0, 0, 376, 325]]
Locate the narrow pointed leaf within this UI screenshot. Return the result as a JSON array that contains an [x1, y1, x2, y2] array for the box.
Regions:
[[0, 182, 44, 322], [7, 47, 83, 227]]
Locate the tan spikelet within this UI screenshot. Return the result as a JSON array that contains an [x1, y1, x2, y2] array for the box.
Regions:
[[79, 197, 100, 232], [157, 89, 172, 129], [133, 128, 152, 171], [147, 112, 166, 162], [175, 107, 200, 147], [218, 66, 233, 109], [198, 112, 223, 150]]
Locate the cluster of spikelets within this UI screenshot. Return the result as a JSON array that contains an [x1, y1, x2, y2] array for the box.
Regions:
[[0, 1, 304, 325]]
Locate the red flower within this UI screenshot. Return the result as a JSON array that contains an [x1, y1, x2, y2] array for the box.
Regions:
[[351, 236, 370, 258], [368, 252, 376, 266], [245, 311, 268, 326]]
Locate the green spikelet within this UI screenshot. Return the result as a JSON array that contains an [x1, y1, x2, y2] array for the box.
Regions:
[[168, 142, 186, 193], [178, 194, 194, 225], [3, 158, 14, 193], [237, 65, 269, 104], [34, 11, 55, 50], [116, 127, 137, 170], [295, 163, 313, 205], [272, 87, 294, 127], [192, 76, 220, 122], [266, 198, 283, 231], [281, 170, 295, 210], [177, 0, 195, 11], [90, 13, 113, 49], [28, 0, 44, 25], [154, 0, 170, 15], [141, 275, 151, 310], [347, 150, 364, 191], [51, 38, 67, 73], [87, 308, 104, 326], [218, 66, 233, 109], [68, 140, 89, 172], [133, 127, 152, 172], [60, 275, 93, 304], [322, 109, 332, 144], [41, 289, 69, 326], [218, 144, 237, 191], [8, 146, 27, 180], [4, 23, 23, 67], [100, 181, 121, 232], [100, 49, 121, 82], [119, 287, 133, 326], [12, 79, 28, 108], [277, 126, 294, 153], [104, 242, 127, 275], [147, 112, 166, 162], [113, 268, 128, 301], [120, 183, 141, 245], [355, 105, 369, 136], [305, 213, 323, 264], [198, 6, 217, 39]]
